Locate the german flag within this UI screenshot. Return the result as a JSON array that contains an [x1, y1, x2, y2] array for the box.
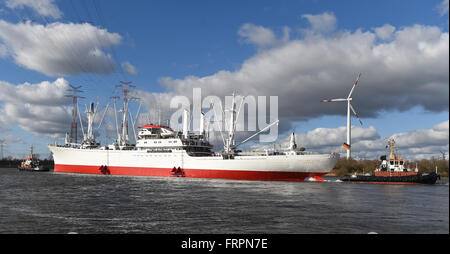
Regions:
[[342, 143, 351, 150]]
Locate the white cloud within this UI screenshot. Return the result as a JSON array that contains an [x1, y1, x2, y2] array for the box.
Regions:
[[250, 121, 448, 160], [0, 78, 72, 138], [0, 43, 7, 57], [301, 12, 337, 33], [296, 125, 380, 148], [375, 24, 396, 40], [158, 23, 448, 137], [238, 23, 277, 47], [0, 78, 70, 105], [0, 119, 10, 132], [5, 0, 62, 19], [252, 125, 379, 150], [0, 103, 71, 138], [392, 120, 449, 148], [0, 134, 24, 145], [438, 0, 449, 15], [0, 20, 122, 76], [121, 61, 138, 75]]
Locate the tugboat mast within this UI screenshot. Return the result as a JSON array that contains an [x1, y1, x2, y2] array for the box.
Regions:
[[387, 138, 399, 160]]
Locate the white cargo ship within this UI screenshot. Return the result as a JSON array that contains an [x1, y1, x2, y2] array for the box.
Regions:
[[49, 84, 339, 181]]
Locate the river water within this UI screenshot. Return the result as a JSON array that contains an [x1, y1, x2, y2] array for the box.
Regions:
[[0, 168, 448, 234]]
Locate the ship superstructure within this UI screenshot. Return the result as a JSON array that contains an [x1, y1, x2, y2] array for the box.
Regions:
[[49, 84, 339, 181], [375, 138, 415, 176]]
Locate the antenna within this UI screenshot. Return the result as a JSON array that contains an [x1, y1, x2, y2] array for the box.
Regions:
[[110, 96, 121, 143], [65, 84, 85, 144]]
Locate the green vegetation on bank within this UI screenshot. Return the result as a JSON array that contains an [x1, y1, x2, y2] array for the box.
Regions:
[[330, 157, 449, 177]]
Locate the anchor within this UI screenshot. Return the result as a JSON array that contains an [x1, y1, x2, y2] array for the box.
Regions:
[[171, 166, 185, 177], [99, 165, 111, 175]]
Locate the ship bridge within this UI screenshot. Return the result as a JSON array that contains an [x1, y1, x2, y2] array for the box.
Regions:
[[137, 124, 176, 139], [136, 124, 213, 156]]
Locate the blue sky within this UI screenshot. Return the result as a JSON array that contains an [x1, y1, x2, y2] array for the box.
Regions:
[[0, 0, 448, 160]]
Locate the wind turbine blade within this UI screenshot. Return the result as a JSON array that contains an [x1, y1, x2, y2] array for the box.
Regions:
[[321, 98, 348, 102], [347, 72, 362, 99], [349, 103, 363, 125]]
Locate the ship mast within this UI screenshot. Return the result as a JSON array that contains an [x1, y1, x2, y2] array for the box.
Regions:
[[224, 92, 237, 154], [289, 132, 297, 151], [30, 145, 34, 159], [387, 138, 399, 159], [85, 102, 99, 144], [115, 81, 139, 147], [222, 92, 279, 154]]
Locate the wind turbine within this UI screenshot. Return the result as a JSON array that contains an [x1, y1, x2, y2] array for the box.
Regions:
[[321, 73, 363, 159]]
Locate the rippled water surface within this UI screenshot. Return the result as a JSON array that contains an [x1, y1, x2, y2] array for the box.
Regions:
[[0, 168, 448, 234]]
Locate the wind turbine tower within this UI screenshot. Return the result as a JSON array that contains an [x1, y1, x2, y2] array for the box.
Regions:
[[321, 73, 363, 159]]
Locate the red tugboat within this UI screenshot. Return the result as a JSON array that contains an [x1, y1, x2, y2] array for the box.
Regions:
[[341, 138, 440, 184], [18, 146, 49, 172]]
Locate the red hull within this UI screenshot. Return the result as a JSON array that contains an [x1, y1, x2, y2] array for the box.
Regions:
[[54, 164, 328, 182]]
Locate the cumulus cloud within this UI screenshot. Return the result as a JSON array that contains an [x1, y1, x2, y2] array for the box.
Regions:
[[438, 0, 449, 16], [0, 119, 10, 132], [0, 78, 70, 105], [252, 125, 379, 150], [238, 23, 278, 47], [0, 43, 7, 57], [121, 61, 137, 75], [296, 125, 379, 149], [301, 12, 337, 33], [0, 134, 24, 145], [157, 22, 448, 135], [374, 24, 396, 40], [392, 120, 449, 148], [132, 15, 449, 157], [0, 20, 122, 76], [5, 0, 62, 19], [0, 103, 71, 138], [0, 78, 72, 138], [251, 121, 448, 160]]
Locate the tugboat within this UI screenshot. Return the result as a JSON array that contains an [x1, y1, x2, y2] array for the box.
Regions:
[[18, 146, 49, 172], [341, 138, 440, 184]]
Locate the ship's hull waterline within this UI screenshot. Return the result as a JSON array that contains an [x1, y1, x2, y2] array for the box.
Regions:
[[49, 145, 339, 182]]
